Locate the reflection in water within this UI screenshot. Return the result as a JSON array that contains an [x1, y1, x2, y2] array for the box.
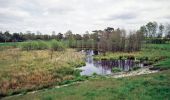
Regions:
[[79, 50, 143, 76]]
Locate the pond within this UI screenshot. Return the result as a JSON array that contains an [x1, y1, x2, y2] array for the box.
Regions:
[[79, 50, 144, 76]]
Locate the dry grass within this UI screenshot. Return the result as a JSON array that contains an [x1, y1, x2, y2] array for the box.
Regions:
[[0, 48, 85, 95]]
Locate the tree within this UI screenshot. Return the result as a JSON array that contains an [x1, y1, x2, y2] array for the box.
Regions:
[[56, 33, 63, 40], [158, 24, 164, 38], [146, 22, 158, 38], [65, 30, 75, 48], [12, 33, 20, 42], [4, 31, 11, 42], [0, 31, 5, 42], [139, 26, 148, 38], [165, 24, 170, 39]]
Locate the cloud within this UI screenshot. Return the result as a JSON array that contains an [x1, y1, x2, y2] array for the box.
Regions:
[[105, 12, 137, 21], [0, 0, 170, 34]]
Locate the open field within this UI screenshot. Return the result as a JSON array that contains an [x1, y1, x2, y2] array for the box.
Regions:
[[0, 48, 85, 96]]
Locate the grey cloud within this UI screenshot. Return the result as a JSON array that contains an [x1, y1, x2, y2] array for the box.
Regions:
[[47, 6, 75, 15], [18, 2, 43, 16], [165, 15, 170, 19], [105, 12, 137, 21], [0, 14, 22, 23], [0, 0, 14, 7], [0, 0, 170, 34]]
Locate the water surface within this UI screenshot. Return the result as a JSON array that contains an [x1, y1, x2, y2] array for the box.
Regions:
[[79, 50, 144, 76]]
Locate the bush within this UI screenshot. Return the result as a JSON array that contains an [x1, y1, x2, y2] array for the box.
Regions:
[[92, 72, 98, 76], [50, 40, 66, 51], [36, 40, 49, 50]]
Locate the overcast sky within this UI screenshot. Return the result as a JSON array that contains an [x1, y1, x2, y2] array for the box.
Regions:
[[0, 0, 170, 34]]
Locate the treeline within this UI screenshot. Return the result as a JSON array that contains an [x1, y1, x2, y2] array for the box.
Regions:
[[1, 21, 170, 52], [139, 22, 170, 43], [0, 31, 64, 42], [73, 28, 144, 52], [0, 21, 170, 43], [16, 28, 143, 52]]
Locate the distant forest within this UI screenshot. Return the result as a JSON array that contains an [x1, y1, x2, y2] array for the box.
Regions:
[[1, 21, 170, 52]]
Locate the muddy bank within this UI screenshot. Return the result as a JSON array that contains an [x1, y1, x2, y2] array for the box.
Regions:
[[111, 67, 159, 78]]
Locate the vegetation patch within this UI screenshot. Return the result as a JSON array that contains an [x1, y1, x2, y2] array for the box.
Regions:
[[132, 66, 141, 71], [112, 67, 122, 73], [152, 58, 170, 70], [0, 48, 85, 97]]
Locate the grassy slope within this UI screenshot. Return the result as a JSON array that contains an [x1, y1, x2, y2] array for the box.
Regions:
[[3, 70, 170, 100], [154, 58, 170, 70]]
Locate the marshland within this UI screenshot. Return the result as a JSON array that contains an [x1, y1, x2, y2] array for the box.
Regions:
[[0, 0, 170, 99]]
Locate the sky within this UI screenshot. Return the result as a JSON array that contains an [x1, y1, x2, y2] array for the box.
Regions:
[[0, 0, 170, 34]]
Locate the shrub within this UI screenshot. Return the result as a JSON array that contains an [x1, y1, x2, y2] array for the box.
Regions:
[[36, 40, 49, 50], [92, 72, 97, 76], [50, 40, 66, 51]]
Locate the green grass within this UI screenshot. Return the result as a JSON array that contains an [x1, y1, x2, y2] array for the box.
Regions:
[[144, 43, 170, 50], [3, 70, 170, 100], [0, 42, 19, 47], [154, 58, 170, 70]]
